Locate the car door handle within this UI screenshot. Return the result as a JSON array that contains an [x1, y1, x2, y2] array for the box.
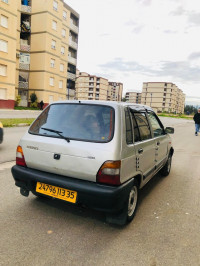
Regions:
[[138, 148, 143, 154]]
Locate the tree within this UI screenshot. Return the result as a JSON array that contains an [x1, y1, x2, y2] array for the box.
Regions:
[[184, 105, 198, 114], [30, 93, 37, 103]]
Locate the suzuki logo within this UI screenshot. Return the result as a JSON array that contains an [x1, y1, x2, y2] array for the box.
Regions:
[[54, 154, 61, 160]]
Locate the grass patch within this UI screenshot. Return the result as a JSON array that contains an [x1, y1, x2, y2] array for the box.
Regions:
[[14, 106, 40, 110], [1, 118, 35, 127], [158, 113, 193, 120]]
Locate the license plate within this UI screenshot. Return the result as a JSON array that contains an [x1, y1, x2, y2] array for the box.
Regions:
[[36, 182, 77, 203]]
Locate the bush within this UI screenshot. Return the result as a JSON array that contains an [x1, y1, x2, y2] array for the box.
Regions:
[[15, 95, 21, 107], [30, 102, 38, 108], [30, 93, 37, 103]]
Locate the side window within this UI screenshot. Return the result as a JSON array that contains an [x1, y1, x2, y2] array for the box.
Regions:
[[134, 112, 151, 141], [125, 110, 133, 145], [147, 112, 164, 137], [130, 112, 140, 142]]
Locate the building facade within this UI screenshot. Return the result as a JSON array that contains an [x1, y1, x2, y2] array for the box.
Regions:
[[0, 0, 18, 108], [0, 0, 79, 109], [108, 82, 123, 102], [76, 71, 123, 101], [125, 91, 141, 104], [141, 82, 185, 113]]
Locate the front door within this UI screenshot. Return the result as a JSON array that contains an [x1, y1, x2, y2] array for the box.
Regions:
[[147, 112, 168, 169]]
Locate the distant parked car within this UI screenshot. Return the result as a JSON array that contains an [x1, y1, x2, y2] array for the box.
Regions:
[[0, 122, 3, 144]]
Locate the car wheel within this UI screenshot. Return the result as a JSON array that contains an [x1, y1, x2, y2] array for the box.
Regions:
[[160, 154, 172, 176], [106, 180, 139, 225], [126, 180, 139, 223]]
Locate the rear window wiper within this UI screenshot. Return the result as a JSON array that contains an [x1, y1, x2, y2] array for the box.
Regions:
[[41, 127, 70, 143]]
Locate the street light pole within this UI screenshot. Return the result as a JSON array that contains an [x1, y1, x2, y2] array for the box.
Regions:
[[150, 93, 153, 107]]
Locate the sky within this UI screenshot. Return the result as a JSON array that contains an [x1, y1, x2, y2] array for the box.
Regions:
[[65, 0, 200, 105]]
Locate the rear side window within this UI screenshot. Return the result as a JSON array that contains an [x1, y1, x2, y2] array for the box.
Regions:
[[134, 112, 151, 141], [125, 110, 133, 145], [29, 104, 114, 143]]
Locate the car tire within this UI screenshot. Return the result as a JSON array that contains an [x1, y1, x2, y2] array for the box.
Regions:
[[106, 179, 139, 226], [126, 180, 139, 223], [160, 154, 172, 176]]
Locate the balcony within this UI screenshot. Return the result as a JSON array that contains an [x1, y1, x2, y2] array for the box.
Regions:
[[70, 22, 79, 33], [21, 5, 32, 13], [68, 56, 77, 65], [18, 81, 28, 89], [19, 63, 30, 70], [20, 44, 30, 52], [69, 39, 78, 50], [67, 72, 76, 80], [89, 84, 94, 88]]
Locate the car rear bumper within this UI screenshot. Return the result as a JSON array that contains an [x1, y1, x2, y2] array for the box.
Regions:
[[11, 165, 134, 213]]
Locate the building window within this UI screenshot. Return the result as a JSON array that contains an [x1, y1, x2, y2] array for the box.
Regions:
[[49, 77, 54, 86], [1, 15, 8, 28], [61, 46, 65, 55], [51, 40, 56, 49], [49, 95, 54, 104], [59, 80, 63, 89], [62, 29, 66, 37], [52, 20, 57, 31], [60, 63, 64, 72], [50, 59, 55, 68], [0, 88, 7, 99], [63, 11, 67, 20], [2, 0, 9, 3], [53, 1, 58, 11], [0, 39, 8, 52], [0, 64, 7, 76]]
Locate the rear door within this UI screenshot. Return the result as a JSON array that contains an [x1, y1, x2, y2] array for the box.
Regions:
[[129, 110, 156, 183]]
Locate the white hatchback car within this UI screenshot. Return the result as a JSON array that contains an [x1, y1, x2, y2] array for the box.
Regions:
[[12, 101, 174, 225]]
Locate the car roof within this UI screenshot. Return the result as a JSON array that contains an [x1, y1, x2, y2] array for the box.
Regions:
[[50, 100, 154, 112]]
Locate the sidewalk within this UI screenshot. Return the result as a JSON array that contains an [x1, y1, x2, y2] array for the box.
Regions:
[[0, 109, 42, 119]]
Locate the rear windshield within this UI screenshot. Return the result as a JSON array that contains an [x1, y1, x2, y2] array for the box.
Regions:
[[29, 103, 115, 143]]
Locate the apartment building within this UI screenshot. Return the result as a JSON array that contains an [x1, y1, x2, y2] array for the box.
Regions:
[[76, 71, 123, 101], [141, 82, 185, 113], [125, 91, 141, 104], [0, 0, 79, 109], [76, 71, 108, 101], [0, 0, 18, 108], [108, 82, 123, 101]]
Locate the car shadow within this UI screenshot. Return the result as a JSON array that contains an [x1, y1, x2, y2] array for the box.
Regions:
[[28, 172, 166, 227]]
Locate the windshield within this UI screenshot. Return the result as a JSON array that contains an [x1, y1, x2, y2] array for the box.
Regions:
[[29, 103, 115, 143]]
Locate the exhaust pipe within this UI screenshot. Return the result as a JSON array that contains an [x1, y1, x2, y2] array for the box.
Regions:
[[20, 188, 29, 197]]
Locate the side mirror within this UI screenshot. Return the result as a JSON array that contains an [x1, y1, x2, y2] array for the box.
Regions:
[[165, 127, 174, 134]]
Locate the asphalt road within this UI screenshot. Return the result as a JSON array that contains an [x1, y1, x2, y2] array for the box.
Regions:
[[0, 118, 199, 265]]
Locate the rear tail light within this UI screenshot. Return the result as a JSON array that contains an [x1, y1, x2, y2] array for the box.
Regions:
[[16, 146, 27, 167], [96, 160, 121, 186]]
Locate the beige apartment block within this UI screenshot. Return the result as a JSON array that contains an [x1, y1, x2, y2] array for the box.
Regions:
[[0, 0, 79, 109], [141, 82, 185, 113], [125, 91, 141, 104], [0, 0, 18, 108], [76, 70, 123, 102], [108, 82, 123, 101], [76, 71, 108, 101]]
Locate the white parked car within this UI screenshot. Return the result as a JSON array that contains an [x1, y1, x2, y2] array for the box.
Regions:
[[12, 101, 174, 225]]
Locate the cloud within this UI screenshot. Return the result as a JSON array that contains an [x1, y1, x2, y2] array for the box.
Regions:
[[163, 30, 177, 34], [188, 12, 200, 26], [99, 58, 200, 82], [188, 52, 200, 61], [135, 0, 152, 6], [125, 21, 145, 34], [170, 6, 186, 16]]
